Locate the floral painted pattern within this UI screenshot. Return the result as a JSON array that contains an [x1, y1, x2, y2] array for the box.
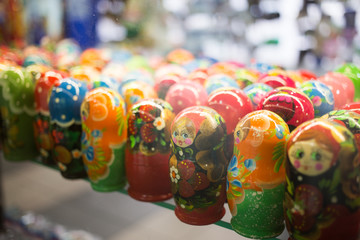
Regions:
[[128, 99, 175, 156], [299, 80, 334, 117], [81, 128, 109, 181], [51, 123, 82, 172], [227, 154, 260, 216], [227, 110, 290, 216], [243, 83, 273, 109], [258, 87, 314, 131], [34, 116, 54, 159], [170, 159, 209, 198]]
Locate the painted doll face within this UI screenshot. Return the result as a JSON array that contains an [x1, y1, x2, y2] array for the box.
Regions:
[[172, 118, 196, 148], [288, 139, 334, 176]]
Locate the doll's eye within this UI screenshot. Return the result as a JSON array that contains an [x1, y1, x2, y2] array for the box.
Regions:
[[182, 133, 188, 138], [236, 130, 240, 137], [295, 149, 304, 159], [173, 131, 178, 137], [312, 152, 322, 161]]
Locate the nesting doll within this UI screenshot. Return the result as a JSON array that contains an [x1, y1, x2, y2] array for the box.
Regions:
[[203, 74, 239, 95], [120, 81, 157, 112], [318, 72, 354, 109], [257, 87, 314, 131], [165, 80, 208, 115], [0, 67, 38, 161], [227, 110, 290, 238], [34, 70, 64, 165], [299, 80, 334, 118], [48, 78, 88, 179], [285, 119, 360, 240], [234, 68, 259, 89], [243, 83, 273, 110], [169, 106, 228, 225], [126, 98, 175, 201], [81, 87, 127, 191]]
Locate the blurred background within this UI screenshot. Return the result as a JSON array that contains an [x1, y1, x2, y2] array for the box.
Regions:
[[1, 0, 360, 74]]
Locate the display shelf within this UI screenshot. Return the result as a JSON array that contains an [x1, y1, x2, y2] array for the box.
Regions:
[[27, 158, 285, 240]]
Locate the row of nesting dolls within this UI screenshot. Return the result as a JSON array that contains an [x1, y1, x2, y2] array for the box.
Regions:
[[2, 68, 360, 240], [1, 55, 360, 239]]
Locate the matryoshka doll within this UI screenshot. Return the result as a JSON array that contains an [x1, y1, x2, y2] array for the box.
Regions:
[[126, 98, 175, 201], [120, 81, 158, 112], [81, 87, 127, 192], [318, 72, 354, 109], [227, 110, 290, 238], [243, 83, 273, 110], [165, 80, 208, 115], [169, 106, 228, 225], [0, 67, 39, 161], [285, 119, 360, 240], [298, 80, 334, 118], [34, 70, 64, 165], [48, 78, 88, 179], [166, 48, 194, 65], [257, 87, 314, 131]]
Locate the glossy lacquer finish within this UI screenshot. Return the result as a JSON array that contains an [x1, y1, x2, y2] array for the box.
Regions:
[[48, 78, 88, 179], [299, 80, 334, 118], [126, 98, 175, 202], [341, 102, 360, 115], [169, 106, 227, 225], [285, 119, 360, 240], [227, 110, 289, 238], [336, 63, 360, 101], [321, 110, 360, 151], [81, 87, 127, 192], [257, 73, 296, 89], [318, 72, 355, 109], [243, 83, 273, 110], [258, 87, 314, 131], [34, 70, 63, 165], [165, 80, 207, 115], [0, 67, 38, 161], [207, 87, 253, 160]]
